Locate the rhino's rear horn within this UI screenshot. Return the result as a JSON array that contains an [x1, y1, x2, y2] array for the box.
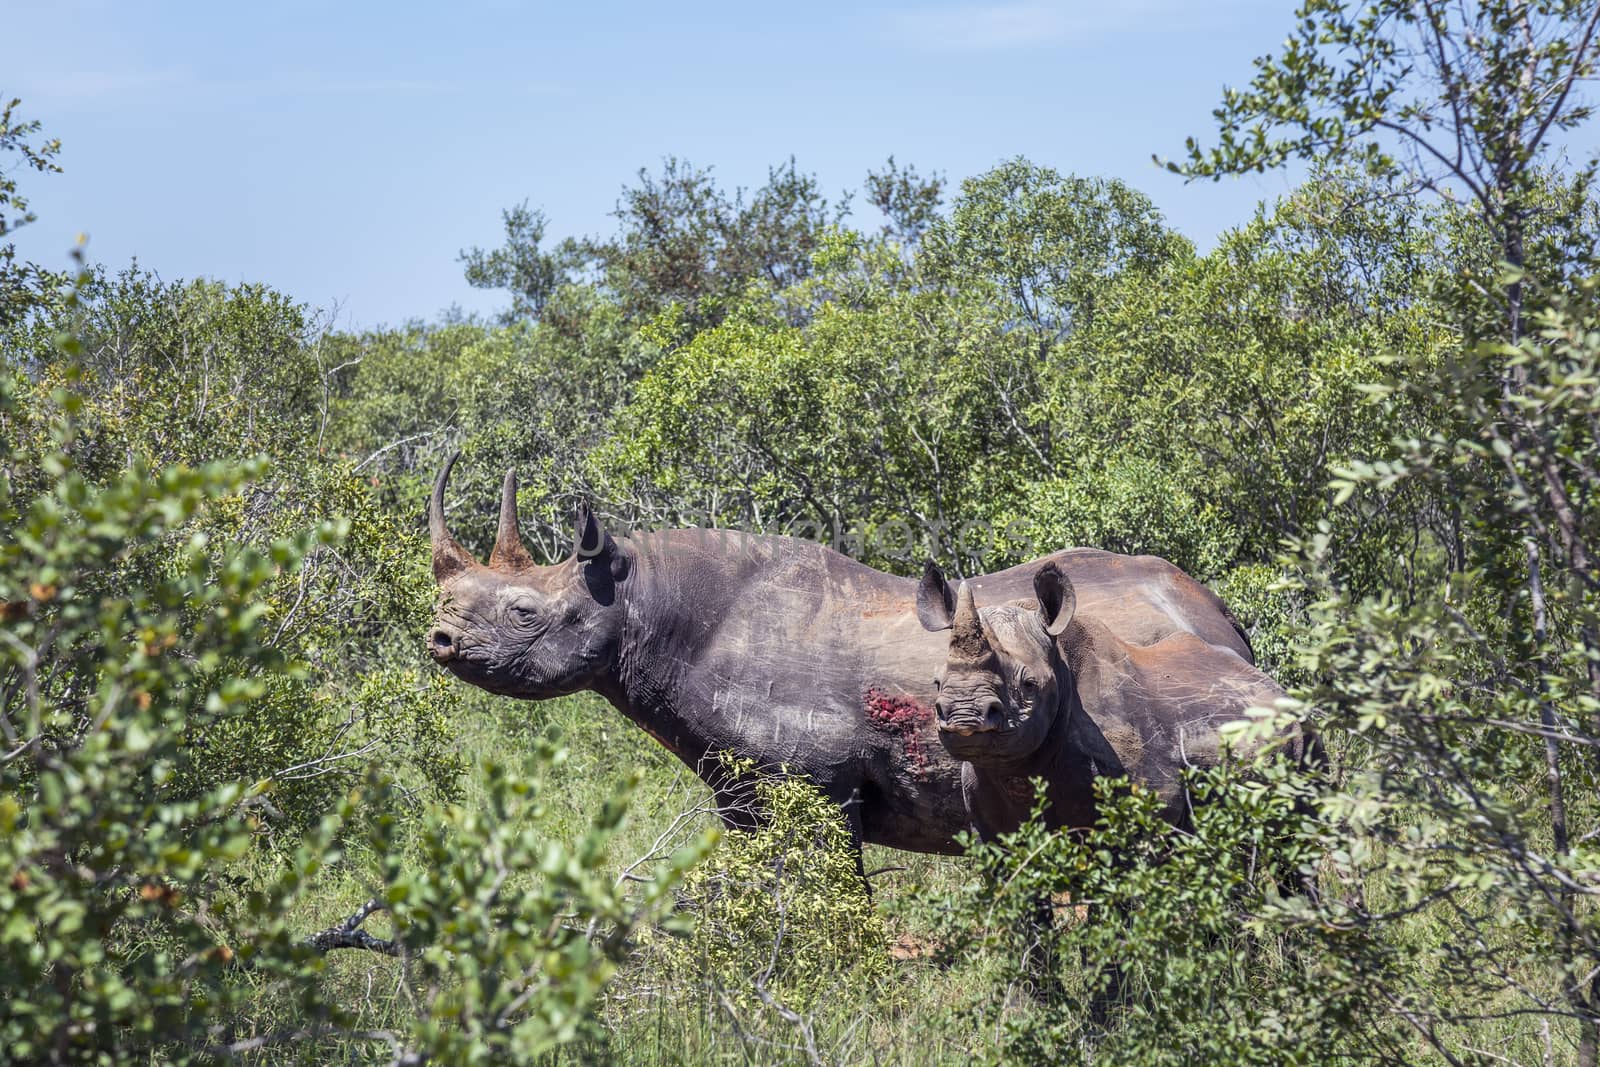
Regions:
[[430, 452, 478, 582], [490, 469, 535, 570]]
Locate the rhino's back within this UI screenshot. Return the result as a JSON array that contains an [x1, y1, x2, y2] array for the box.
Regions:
[[967, 548, 1251, 661], [1066, 621, 1289, 813]]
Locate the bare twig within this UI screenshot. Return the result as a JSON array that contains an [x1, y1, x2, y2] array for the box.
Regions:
[[304, 899, 402, 957]]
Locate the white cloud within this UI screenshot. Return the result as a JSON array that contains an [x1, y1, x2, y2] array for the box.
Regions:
[[10, 68, 568, 107], [883, 1, 1199, 52], [14, 68, 194, 102], [293, 77, 447, 96]]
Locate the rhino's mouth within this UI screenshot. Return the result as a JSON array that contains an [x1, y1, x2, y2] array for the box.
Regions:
[[428, 627, 488, 666], [427, 629, 516, 689], [432, 645, 493, 680], [430, 637, 594, 701], [937, 726, 1039, 765], [438, 654, 535, 698], [938, 729, 1004, 754]]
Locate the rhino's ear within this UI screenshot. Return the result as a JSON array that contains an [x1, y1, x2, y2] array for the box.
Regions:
[[916, 560, 957, 632], [1034, 561, 1076, 637], [575, 499, 633, 583], [574, 499, 615, 560]]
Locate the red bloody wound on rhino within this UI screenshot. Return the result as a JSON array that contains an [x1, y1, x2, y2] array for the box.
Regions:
[[864, 687, 934, 778]]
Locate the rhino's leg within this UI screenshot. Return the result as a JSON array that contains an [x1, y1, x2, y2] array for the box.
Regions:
[[839, 787, 871, 896]]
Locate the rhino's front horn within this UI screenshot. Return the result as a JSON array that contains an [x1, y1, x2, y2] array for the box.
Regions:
[[949, 581, 995, 663], [430, 452, 478, 582], [489, 469, 535, 571]]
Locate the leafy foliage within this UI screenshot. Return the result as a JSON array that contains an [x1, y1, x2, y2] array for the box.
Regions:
[[0, 347, 351, 1060], [864, 156, 946, 247], [352, 748, 715, 1062], [460, 202, 583, 323], [0, 96, 65, 328], [914, 761, 1353, 1066], [1171, 2, 1600, 1062], [651, 757, 888, 1013], [1280, 279, 1600, 1062], [922, 160, 1186, 344], [0, 237, 710, 1067]]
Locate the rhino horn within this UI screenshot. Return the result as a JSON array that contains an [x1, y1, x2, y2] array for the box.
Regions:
[[489, 469, 535, 571], [949, 581, 994, 663], [430, 452, 478, 582]]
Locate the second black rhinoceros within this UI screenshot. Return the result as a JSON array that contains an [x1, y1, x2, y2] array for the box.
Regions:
[[425, 456, 1257, 858], [915, 559, 1314, 839]]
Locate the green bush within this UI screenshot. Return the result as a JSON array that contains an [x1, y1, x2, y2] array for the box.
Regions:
[[1212, 563, 1307, 683], [349, 744, 716, 1063], [0, 364, 346, 1061], [913, 755, 1354, 1066], [0, 345, 714, 1063], [649, 757, 890, 1015], [1001, 457, 1241, 581]]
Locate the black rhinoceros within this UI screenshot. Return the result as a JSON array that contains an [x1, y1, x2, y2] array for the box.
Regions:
[[426, 457, 1258, 857], [915, 559, 1314, 839]]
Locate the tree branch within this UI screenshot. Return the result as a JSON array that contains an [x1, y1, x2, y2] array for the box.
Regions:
[[303, 899, 402, 957]]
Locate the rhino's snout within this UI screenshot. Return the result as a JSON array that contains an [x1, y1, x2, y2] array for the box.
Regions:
[[936, 697, 1003, 736], [428, 623, 460, 663]]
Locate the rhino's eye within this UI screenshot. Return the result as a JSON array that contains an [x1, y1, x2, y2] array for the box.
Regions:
[[1019, 676, 1039, 696], [510, 603, 539, 624]]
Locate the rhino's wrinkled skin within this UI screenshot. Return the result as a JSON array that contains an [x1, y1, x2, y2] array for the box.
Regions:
[[917, 560, 1313, 838], [427, 456, 1257, 856]]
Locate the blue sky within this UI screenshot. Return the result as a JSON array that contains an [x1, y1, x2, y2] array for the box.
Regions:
[[9, 0, 1326, 328]]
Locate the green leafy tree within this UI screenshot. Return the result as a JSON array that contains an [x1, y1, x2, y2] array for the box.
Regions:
[[1175, 1, 1600, 1061], [649, 757, 888, 1026], [5, 269, 323, 471], [922, 160, 1187, 347], [4, 269, 465, 827], [589, 156, 846, 329], [472, 158, 849, 333], [332, 748, 715, 1063], [327, 303, 648, 563], [1286, 271, 1600, 1065], [916, 765, 1353, 1065], [1170, 0, 1599, 345], [865, 156, 946, 248], [0, 97, 65, 328], [1045, 171, 1454, 582], [0, 355, 346, 1061], [459, 202, 583, 323], [600, 276, 1049, 574]]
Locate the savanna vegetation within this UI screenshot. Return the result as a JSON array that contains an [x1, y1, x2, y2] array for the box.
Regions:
[[5, 1, 1600, 1062]]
